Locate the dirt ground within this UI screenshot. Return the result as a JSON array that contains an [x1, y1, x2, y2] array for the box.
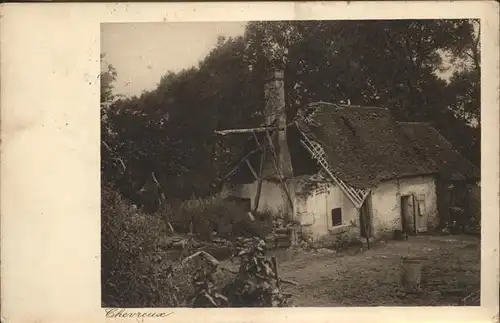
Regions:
[[270, 235, 480, 306]]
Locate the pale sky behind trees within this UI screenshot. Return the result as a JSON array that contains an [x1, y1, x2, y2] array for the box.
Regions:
[[101, 22, 247, 97], [101, 21, 455, 98]]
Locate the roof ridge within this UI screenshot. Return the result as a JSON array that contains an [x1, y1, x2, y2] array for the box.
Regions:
[[399, 122, 479, 177], [424, 125, 479, 170]]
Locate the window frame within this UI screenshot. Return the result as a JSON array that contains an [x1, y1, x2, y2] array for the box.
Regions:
[[331, 207, 343, 227]]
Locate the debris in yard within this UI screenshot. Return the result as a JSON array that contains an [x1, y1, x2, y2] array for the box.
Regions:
[[246, 212, 255, 222], [182, 250, 219, 266], [317, 248, 336, 254]]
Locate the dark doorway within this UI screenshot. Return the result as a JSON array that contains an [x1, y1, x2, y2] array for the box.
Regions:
[[401, 195, 415, 235], [359, 197, 372, 238]]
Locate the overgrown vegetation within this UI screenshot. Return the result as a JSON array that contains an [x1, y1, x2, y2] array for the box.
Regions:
[[101, 185, 291, 308], [101, 185, 192, 307], [171, 196, 272, 240], [222, 237, 292, 307]]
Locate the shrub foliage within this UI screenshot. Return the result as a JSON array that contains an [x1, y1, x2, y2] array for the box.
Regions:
[[102, 185, 289, 308]]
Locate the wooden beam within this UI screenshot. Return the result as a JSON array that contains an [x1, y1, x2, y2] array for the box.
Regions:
[[245, 159, 259, 180], [253, 154, 265, 213], [182, 250, 219, 266], [215, 126, 282, 136], [219, 147, 262, 182], [360, 199, 371, 249], [215, 122, 295, 136], [252, 133, 266, 213]]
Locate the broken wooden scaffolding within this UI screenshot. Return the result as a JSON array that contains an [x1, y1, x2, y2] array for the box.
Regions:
[[216, 123, 295, 216], [217, 116, 374, 246]]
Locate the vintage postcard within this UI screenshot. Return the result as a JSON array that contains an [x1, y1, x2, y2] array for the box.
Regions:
[[1, 2, 499, 323]]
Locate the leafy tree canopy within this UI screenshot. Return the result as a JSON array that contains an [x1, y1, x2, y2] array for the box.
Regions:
[[101, 19, 480, 206]]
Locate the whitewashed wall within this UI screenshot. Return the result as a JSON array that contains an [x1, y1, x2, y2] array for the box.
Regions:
[[221, 175, 438, 240], [370, 175, 438, 237], [293, 181, 359, 240]]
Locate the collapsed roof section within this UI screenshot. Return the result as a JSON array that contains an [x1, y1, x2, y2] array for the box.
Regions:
[[216, 101, 480, 207]]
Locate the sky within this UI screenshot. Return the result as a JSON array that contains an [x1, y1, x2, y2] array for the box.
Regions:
[[101, 22, 247, 97], [101, 22, 461, 97]]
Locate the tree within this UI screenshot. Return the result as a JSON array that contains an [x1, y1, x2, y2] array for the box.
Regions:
[[100, 54, 124, 183], [101, 19, 481, 207]]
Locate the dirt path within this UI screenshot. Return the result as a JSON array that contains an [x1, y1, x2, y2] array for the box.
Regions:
[[273, 235, 480, 306]]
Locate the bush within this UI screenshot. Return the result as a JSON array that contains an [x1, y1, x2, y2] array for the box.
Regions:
[[101, 185, 290, 308], [101, 184, 193, 307], [192, 237, 292, 307]]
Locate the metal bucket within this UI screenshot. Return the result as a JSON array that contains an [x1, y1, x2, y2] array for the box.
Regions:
[[401, 256, 425, 293]]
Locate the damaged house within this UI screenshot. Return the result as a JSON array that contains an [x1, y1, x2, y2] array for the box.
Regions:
[[217, 70, 480, 240]]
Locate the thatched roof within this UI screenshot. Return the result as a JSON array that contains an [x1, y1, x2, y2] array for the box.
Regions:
[[397, 122, 480, 182], [296, 102, 436, 188], [220, 101, 479, 187]]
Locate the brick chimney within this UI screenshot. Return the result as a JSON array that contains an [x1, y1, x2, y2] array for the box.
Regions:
[[262, 70, 293, 179]]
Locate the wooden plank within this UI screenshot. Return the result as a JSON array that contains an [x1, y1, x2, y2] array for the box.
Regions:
[[215, 126, 279, 135], [215, 123, 295, 136]]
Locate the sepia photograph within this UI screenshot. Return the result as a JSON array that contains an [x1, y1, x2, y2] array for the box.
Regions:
[[100, 20, 482, 308]]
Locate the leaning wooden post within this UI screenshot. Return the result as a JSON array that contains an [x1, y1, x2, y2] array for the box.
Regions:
[[360, 200, 371, 249], [252, 132, 266, 213]]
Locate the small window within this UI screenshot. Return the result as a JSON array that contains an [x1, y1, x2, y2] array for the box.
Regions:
[[331, 208, 342, 226]]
